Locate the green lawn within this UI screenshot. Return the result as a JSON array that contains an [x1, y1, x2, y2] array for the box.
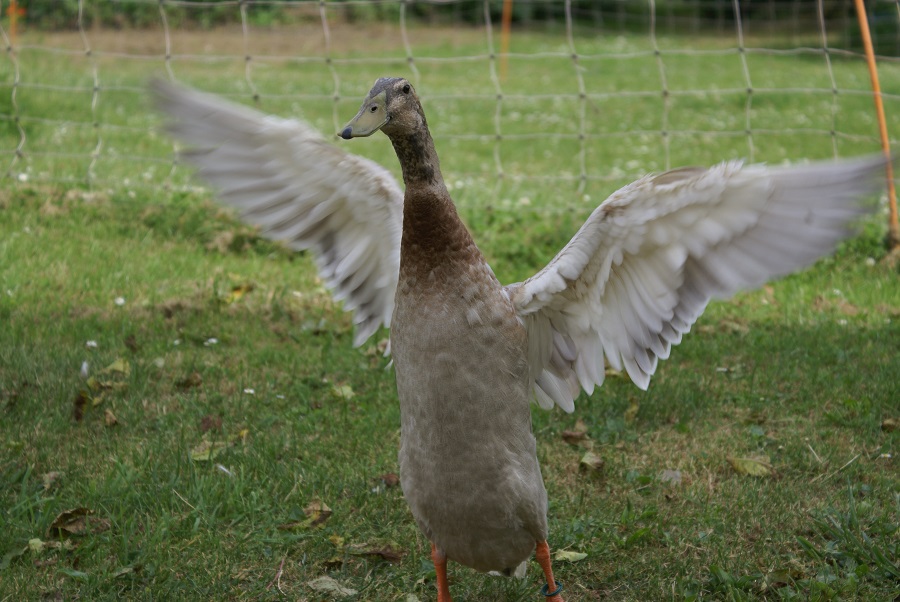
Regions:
[[1, 22, 899, 602]]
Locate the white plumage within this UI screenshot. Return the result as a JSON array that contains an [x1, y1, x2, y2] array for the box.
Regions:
[[151, 78, 883, 410]]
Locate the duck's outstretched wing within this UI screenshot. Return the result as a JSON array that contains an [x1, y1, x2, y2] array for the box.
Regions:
[[150, 79, 403, 346], [505, 156, 885, 412]]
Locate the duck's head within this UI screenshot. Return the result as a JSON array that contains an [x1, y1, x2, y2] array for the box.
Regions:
[[339, 77, 423, 140]]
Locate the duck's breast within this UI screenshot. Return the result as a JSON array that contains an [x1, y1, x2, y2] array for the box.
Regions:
[[391, 257, 548, 573]]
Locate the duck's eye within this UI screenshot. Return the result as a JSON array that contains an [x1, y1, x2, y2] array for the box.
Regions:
[[402, 84, 411, 94], [370, 105, 378, 113]]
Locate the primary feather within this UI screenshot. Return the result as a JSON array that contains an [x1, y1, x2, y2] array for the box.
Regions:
[[151, 79, 402, 346]]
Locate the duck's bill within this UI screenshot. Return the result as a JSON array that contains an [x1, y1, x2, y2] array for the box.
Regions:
[[339, 91, 388, 139]]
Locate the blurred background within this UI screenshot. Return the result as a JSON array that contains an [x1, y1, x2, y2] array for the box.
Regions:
[[2, 0, 899, 212]]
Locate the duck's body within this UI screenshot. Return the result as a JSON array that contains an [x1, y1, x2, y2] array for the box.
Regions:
[[151, 76, 885, 601], [374, 80, 548, 575], [393, 183, 545, 576]]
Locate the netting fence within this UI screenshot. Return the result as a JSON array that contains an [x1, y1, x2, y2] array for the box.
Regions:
[[1, 0, 899, 221]]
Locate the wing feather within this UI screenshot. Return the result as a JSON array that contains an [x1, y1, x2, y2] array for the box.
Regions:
[[508, 156, 885, 411], [151, 79, 403, 346]]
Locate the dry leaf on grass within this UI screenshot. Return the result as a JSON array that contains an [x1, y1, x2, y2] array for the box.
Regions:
[[100, 358, 131, 376], [304, 499, 333, 527], [190, 439, 228, 462], [554, 549, 587, 562], [728, 456, 773, 477], [561, 419, 589, 445], [322, 556, 345, 570], [281, 499, 334, 530], [560, 430, 588, 445], [223, 283, 254, 304], [579, 451, 605, 474], [190, 428, 246, 461], [330, 384, 355, 400], [104, 409, 118, 427], [124, 334, 140, 353], [346, 542, 405, 562], [47, 507, 111, 538], [177, 372, 203, 390], [308, 575, 358, 596], [376, 473, 400, 487], [72, 391, 90, 421], [85, 377, 119, 395], [882, 418, 899, 432], [199, 414, 222, 433]]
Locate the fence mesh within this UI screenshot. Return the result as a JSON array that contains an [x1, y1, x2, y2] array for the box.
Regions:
[[1, 0, 898, 212]]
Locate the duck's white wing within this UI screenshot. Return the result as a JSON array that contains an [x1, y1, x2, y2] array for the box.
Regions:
[[505, 157, 885, 412], [150, 79, 403, 346]]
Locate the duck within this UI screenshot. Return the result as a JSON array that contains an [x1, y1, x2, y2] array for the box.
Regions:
[[151, 77, 884, 602]]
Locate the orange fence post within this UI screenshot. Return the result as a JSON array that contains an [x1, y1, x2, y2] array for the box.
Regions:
[[7, 0, 26, 49], [853, 0, 899, 251], [500, 0, 513, 82]]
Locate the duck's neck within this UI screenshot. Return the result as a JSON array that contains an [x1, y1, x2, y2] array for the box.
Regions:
[[389, 125, 445, 190], [387, 126, 480, 276]]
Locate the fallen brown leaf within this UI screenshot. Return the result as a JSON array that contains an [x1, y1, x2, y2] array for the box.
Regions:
[[579, 451, 605, 474], [562, 419, 590, 445], [224, 283, 254, 304], [47, 508, 110, 538], [346, 542, 405, 562], [303, 500, 333, 528], [276, 520, 306, 531], [307, 575, 357, 596], [104, 409, 118, 427], [561, 430, 587, 445], [101, 358, 131, 376], [190, 439, 228, 462], [322, 556, 345, 570], [177, 372, 203, 390], [72, 391, 90, 421], [199, 414, 222, 433], [377, 473, 400, 487], [124, 334, 139, 353], [882, 417, 899, 432]]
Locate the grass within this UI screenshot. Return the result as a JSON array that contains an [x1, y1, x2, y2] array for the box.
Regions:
[[1, 22, 900, 602]]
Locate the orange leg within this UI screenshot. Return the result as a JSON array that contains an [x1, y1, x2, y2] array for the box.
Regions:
[[431, 542, 452, 602], [534, 540, 564, 602]]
